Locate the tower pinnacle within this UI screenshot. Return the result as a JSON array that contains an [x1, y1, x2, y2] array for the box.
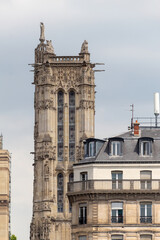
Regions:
[[39, 22, 45, 43]]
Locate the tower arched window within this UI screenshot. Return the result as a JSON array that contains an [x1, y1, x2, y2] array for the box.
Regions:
[[58, 91, 64, 161], [57, 173, 63, 212], [69, 173, 74, 212], [69, 91, 75, 161]]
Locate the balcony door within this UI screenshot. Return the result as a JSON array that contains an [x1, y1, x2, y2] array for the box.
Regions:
[[112, 172, 123, 190]]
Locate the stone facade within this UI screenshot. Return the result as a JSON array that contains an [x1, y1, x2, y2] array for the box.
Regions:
[[30, 23, 96, 240], [0, 137, 10, 240], [68, 129, 160, 240]]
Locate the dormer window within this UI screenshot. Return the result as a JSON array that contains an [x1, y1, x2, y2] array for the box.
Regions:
[[84, 138, 105, 158], [109, 137, 124, 156], [141, 141, 151, 156], [111, 141, 122, 156], [139, 137, 153, 156]]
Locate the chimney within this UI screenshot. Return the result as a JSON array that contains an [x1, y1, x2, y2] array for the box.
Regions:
[[134, 120, 140, 136]]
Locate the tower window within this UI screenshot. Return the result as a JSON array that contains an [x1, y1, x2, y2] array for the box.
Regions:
[[69, 91, 75, 161], [69, 173, 74, 213], [57, 173, 63, 212], [58, 91, 64, 161]]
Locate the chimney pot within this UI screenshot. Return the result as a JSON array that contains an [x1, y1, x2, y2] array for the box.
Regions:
[[134, 121, 140, 136]]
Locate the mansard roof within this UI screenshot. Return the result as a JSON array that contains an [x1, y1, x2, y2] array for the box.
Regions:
[[75, 127, 160, 166]]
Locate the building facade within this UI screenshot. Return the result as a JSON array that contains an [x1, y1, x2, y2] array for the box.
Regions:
[[30, 23, 96, 240], [0, 136, 11, 240], [68, 124, 160, 240]]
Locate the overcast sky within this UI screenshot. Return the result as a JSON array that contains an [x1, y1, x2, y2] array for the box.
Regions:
[[1, 0, 160, 239]]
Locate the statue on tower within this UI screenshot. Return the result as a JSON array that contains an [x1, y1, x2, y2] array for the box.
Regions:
[[39, 22, 45, 43], [46, 40, 54, 54], [80, 40, 88, 54]]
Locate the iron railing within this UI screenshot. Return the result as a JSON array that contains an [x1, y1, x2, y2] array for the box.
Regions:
[[111, 216, 123, 223], [68, 180, 160, 193], [140, 216, 152, 223]]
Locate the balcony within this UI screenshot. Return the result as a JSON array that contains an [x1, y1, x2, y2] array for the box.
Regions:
[[140, 216, 152, 223], [111, 216, 123, 223], [68, 180, 160, 193], [79, 217, 87, 225]]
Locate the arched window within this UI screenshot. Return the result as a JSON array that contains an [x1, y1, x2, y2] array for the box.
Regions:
[[58, 91, 64, 161], [57, 173, 63, 212], [69, 173, 74, 212], [69, 91, 75, 161]]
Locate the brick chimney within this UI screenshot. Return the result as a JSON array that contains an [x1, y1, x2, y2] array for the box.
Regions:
[[134, 120, 140, 136]]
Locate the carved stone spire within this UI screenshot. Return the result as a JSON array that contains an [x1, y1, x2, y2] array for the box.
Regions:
[[39, 22, 45, 43]]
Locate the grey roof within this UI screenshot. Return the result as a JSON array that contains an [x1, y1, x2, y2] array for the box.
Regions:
[[75, 127, 160, 166]]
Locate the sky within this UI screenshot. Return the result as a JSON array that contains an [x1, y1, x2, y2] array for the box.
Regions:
[[0, 0, 160, 239]]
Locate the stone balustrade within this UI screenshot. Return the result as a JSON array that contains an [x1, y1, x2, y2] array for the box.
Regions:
[[68, 179, 160, 193]]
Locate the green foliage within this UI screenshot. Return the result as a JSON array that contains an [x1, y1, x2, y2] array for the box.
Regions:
[[11, 235, 17, 240]]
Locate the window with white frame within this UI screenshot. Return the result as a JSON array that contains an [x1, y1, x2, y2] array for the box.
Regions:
[[140, 171, 152, 189], [112, 172, 123, 190], [79, 203, 87, 224], [141, 141, 152, 156], [140, 202, 152, 223], [111, 141, 122, 156], [111, 235, 123, 240], [111, 202, 123, 223]]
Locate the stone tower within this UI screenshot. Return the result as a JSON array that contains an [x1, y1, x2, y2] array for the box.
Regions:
[[30, 23, 96, 240]]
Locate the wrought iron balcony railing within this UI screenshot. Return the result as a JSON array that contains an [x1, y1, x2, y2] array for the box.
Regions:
[[79, 217, 87, 225], [111, 216, 123, 223], [68, 179, 160, 193], [140, 216, 152, 223]]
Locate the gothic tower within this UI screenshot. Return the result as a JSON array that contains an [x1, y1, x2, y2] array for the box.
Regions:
[[30, 23, 96, 240]]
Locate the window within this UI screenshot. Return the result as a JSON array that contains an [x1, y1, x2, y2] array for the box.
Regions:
[[140, 235, 152, 240], [141, 141, 151, 156], [79, 236, 87, 240], [69, 91, 75, 161], [140, 171, 152, 190], [80, 172, 88, 190], [57, 173, 63, 212], [140, 203, 152, 223], [139, 137, 153, 156], [111, 141, 122, 156], [111, 235, 123, 240], [69, 173, 74, 212], [79, 203, 87, 224], [80, 172, 88, 181], [112, 172, 123, 190], [58, 91, 64, 161], [84, 139, 104, 158], [111, 202, 123, 223]]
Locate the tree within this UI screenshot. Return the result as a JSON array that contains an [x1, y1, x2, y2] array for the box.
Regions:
[[11, 235, 17, 240]]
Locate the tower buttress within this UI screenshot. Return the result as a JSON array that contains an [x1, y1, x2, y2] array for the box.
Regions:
[[30, 23, 96, 240]]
